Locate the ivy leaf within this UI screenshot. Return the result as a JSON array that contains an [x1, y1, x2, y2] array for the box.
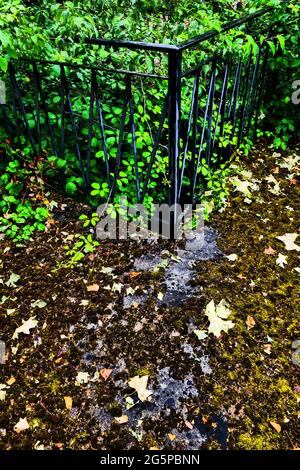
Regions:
[[205, 299, 235, 338]]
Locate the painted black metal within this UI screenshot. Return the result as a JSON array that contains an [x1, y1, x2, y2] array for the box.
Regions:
[[0, 6, 275, 215]]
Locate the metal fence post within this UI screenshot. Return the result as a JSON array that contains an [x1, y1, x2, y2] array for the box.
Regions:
[[168, 48, 182, 229]]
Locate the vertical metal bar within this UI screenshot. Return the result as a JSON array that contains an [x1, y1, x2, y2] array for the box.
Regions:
[[168, 49, 182, 214], [60, 65, 65, 158], [238, 49, 253, 146], [60, 65, 87, 191], [93, 72, 110, 188], [206, 62, 216, 166], [190, 70, 200, 200], [178, 72, 199, 200], [246, 47, 261, 131], [128, 77, 141, 202], [114, 75, 131, 183], [212, 61, 229, 162], [32, 65, 42, 154], [8, 67, 20, 142], [32, 62, 59, 157], [141, 93, 168, 201], [9, 62, 37, 159], [192, 66, 215, 201], [87, 70, 96, 186]]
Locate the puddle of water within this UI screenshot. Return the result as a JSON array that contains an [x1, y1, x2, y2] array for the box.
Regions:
[[131, 227, 222, 306]]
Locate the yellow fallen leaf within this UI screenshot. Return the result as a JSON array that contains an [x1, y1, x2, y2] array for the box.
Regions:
[[64, 396, 72, 410], [115, 415, 128, 424], [6, 377, 16, 386], [270, 421, 281, 433], [86, 284, 100, 292], [246, 316, 256, 330], [168, 433, 176, 441], [150, 447, 160, 450]]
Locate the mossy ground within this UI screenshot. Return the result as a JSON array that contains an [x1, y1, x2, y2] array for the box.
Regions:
[[0, 146, 299, 450]]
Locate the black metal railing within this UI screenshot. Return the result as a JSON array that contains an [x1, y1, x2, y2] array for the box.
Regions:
[[0, 6, 275, 209]]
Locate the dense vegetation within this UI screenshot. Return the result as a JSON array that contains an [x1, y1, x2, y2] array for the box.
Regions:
[[0, 0, 299, 242]]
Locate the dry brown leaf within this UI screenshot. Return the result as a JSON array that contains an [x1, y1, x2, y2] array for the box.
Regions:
[[64, 396, 72, 410], [270, 421, 281, 433], [86, 284, 100, 292], [100, 368, 112, 381], [246, 316, 256, 330], [129, 271, 141, 279], [263, 344, 272, 355], [115, 415, 128, 424], [237, 274, 247, 280]]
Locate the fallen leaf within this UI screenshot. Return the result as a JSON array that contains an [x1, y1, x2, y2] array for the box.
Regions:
[[14, 418, 29, 433], [150, 446, 160, 450], [115, 415, 128, 424], [237, 273, 247, 280], [0, 384, 7, 401], [194, 330, 208, 340], [100, 368, 112, 380], [168, 433, 176, 441], [129, 272, 141, 279], [270, 421, 281, 433], [264, 246, 276, 255], [157, 292, 164, 301], [279, 154, 300, 171], [6, 273, 20, 288], [276, 253, 288, 268], [226, 254, 238, 262], [79, 299, 89, 306], [86, 284, 99, 292], [185, 420, 194, 430], [276, 233, 300, 251], [128, 375, 152, 402], [12, 317, 38, 339], [246, 316, 256, 330], [6, 377, 16, 386], [64, 396, 72, 410], [263, 344, 272, 355], [75, 372, 90, 385], [31, 299, 47, 308], [205, 299, 235, 338], [112, 283, 122, 293], [100, 267, 114, 274]]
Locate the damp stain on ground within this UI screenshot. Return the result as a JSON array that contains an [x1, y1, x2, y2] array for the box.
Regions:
[[0, 146, 299, 450]]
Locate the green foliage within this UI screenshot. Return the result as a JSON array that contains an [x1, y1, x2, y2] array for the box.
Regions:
[[0, 151, 49, 243], [0, 0, 299, 222], [54, 233, 100, 270]]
